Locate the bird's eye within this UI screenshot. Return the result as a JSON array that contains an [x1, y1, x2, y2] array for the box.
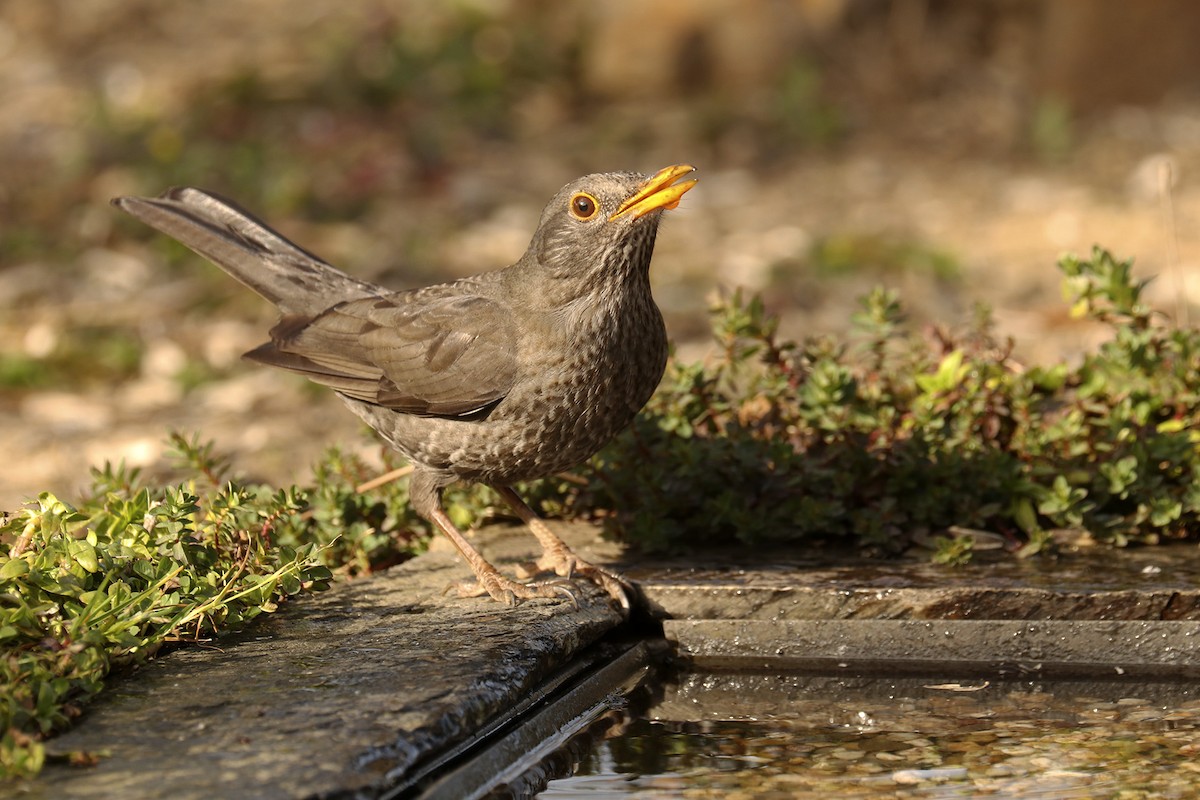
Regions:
[[569, 193, 599, 220]]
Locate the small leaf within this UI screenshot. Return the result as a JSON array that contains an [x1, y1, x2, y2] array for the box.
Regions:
[[1012, 498, 1040, 536], [1, 557, 31, 579], [915, 350, 967, 393], [67, 540, 100, 573]]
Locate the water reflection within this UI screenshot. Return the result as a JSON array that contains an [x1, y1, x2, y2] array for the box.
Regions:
[[520, 670, 1200, 799]]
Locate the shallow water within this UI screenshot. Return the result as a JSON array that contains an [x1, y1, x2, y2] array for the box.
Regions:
[[532, 670, 1200, 799]]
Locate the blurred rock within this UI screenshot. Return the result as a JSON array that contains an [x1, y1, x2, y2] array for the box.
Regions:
[[1127, 153, 1180, 204], [80, 247, 154, 300], [117, 378, 182, 413], [199, 319, 261, 369], [442, 205, 534, 273], [582, 0, 845, 99], [141, 338, 185, 380], [1038, 0, 1200, 109], [21, 391, 113, 433], [22, 321, 58, 358], [84, 434, 163, 474], [193, 371, 290, 414]]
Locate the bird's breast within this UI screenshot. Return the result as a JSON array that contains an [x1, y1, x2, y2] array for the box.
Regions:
[[489, 293, 668, 475], [364, 290, 669, 485]]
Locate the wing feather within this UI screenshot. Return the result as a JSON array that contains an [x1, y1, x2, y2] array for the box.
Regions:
[[245, 290, 519, 417]]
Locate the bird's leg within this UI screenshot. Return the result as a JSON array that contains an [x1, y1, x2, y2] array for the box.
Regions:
[[428, 507, 577, 607], [491, 485, 632, 613], [410, 471, 575, 607]]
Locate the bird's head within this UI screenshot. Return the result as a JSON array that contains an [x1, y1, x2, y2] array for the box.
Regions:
[[520, 165, 697, 295]]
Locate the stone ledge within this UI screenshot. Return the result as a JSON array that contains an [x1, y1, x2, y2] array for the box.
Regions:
[[34, 525, 623, 800], [631, 545, 1200, 622], [635, 537, 1200, 676], [24, 522, 1200, 797], [665, 619, 1200, 676]]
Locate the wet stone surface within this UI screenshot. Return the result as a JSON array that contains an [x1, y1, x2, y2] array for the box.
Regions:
[[665, 619, 1200, 676], [633, 539, 1200, 675], [22, 523, 1200, 798], [630, 544, 1200, 621], [31, 525, 623, 800]]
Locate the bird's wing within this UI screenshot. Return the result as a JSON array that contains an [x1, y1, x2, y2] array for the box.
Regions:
[[245, 290, 520, 417]]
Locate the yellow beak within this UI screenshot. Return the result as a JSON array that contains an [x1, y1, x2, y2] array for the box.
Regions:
[[610, 164, 698, 221]]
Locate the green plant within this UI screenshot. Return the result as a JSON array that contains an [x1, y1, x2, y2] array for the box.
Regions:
[[809, 232, 961, 281], [0, 482, 331, 775], [1, 442, 341, 778], [0, 327, 145, 393], [771, 59, 845, 147], [1030, 96, 1074, 161], [0, 428, 521, 776], [576, 247, 1200, 555]]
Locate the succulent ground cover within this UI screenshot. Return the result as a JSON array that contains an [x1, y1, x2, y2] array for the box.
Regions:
[[587, 248, 1200, 562]]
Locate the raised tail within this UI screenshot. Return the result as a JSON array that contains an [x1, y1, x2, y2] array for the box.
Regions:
[[112, 187, 383, 316]]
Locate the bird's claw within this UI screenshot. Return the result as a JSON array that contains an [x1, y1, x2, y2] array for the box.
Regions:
[[452, 574, 580, 608], [591, 568, 634, 616], [534, 551, 633, 616]]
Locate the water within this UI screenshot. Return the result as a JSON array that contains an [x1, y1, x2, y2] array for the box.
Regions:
[[528, 670, 1200, 799]]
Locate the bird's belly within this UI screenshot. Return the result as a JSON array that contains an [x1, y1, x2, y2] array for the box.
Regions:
[[351, 358, 659, 485], [344, 305, 667, 485], [461, 374, 647, 480]]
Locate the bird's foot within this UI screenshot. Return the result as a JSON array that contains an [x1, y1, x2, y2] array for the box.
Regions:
[[427, 505, 578, 608], [451, 572, 579, 608], [524, 550, 634, 616], [488, 485, 636, 616]]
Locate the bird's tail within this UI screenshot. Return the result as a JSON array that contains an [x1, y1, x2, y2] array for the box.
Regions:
[[112, 187, 383, 316]]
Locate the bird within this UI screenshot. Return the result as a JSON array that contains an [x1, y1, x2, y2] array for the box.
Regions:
[[112, 165, 697, 613]]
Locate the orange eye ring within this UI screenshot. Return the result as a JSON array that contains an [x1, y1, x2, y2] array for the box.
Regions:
[[569, 192, 599, 220]]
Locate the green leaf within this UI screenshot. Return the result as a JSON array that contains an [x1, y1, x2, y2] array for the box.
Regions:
[[914, 350, 967, 394], [67, 540, 100, 573], [1012, 498, 1040, 536], [0, 557, 30, 579]]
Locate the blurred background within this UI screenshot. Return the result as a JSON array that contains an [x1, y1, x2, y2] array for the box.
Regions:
[[3, 0, 1200, 511]]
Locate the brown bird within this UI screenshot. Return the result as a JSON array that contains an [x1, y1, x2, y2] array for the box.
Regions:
[[112, 165, 697, 612]]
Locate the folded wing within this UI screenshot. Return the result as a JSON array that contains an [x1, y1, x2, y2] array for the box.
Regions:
[[246, 290, 519, 418]]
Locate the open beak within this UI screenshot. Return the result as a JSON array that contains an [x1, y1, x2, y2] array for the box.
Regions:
[[610, 164, 698, 221]]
